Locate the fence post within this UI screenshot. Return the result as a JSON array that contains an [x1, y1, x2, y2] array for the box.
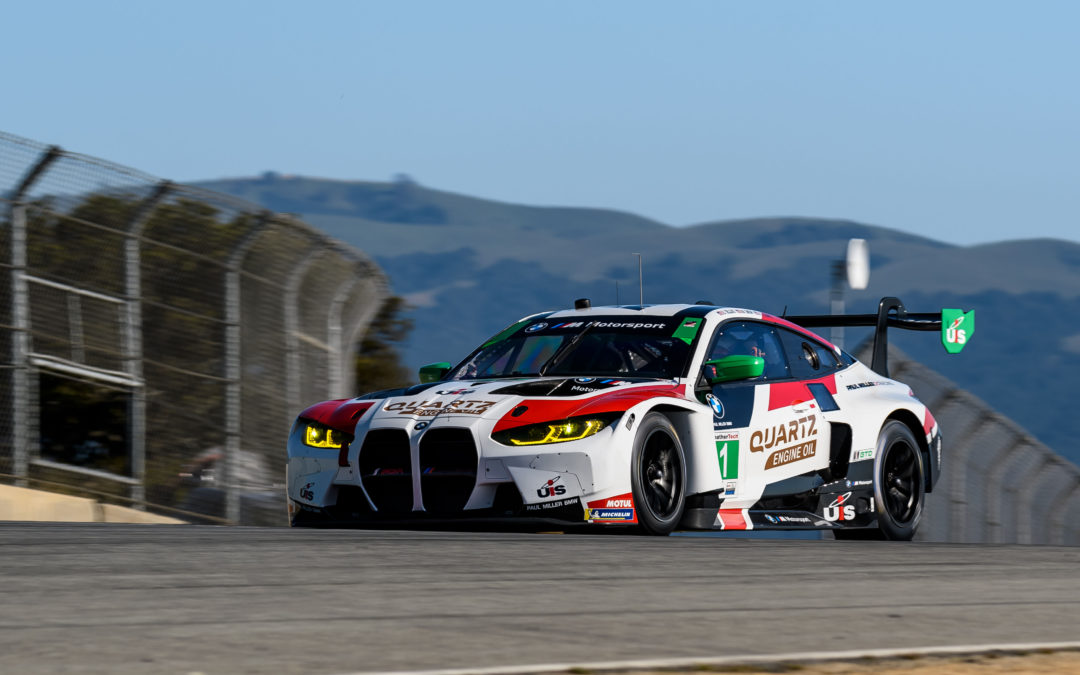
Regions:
[[327, 276, 361, 399], [340, 266, 387, 397], [1047, 476, 1080, 544], [1013, 455, 1052, 544], [223, 212, 271, 524], [982, 433, 1032, 543], [124, 181, 171, 507], [7, 146, 61, 487], [284, 247, 321, 414]]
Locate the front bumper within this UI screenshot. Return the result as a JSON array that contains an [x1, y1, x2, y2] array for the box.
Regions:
[[286, 416, 624, 526]]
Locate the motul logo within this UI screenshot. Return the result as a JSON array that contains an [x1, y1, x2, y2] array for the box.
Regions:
[[587, 493, 636, 513]]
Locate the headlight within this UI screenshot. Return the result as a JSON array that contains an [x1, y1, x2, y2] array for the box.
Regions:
[[492, 416, 613, 446], [303, 423, 348, 449]]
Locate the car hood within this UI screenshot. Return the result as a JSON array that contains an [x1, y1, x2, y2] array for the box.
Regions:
[[369, 376, 683, 424]]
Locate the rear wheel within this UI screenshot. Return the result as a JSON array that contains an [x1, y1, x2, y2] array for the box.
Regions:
[[630, 413, 686, 535], [877, 421, 925, 540], [845, 420, 924, 541]]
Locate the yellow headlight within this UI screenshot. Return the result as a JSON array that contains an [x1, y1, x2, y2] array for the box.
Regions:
[[507, 419, 606, 446], [304, 424, 345, 449]]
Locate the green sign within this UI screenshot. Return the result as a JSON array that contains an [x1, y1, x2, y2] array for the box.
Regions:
[[716, 440, 739, 480], [673, 318, 702, 345], [941, 309, 974, 354]]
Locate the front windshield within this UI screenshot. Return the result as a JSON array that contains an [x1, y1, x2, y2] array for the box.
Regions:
[[447, 317, 692, 380]]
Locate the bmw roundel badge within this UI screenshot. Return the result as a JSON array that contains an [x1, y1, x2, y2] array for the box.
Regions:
[[706, 393, 725, 418]]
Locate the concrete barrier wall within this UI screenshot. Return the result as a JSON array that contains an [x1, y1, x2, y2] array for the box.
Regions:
[[0, 485, 184, 524]]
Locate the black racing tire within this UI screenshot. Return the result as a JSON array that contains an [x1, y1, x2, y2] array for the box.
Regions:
[[629, 412, 687, 536], [871, 420, 925, 541]]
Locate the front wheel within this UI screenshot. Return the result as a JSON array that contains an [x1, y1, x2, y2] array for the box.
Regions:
[[630, 412, 686, 535]]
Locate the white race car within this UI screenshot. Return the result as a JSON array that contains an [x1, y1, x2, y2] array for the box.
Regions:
[[287, 297, 972, 538]]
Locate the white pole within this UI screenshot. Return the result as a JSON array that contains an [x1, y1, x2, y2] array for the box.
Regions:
[[633, 253, 643, 305]]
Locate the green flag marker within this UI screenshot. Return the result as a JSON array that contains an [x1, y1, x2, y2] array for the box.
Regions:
[[941, 309, 974, 354], [673, 318, 702, 345]]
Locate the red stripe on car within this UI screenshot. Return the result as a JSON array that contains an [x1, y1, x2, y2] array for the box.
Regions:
[[492, 384, 684, 433], [717, 509, 748, 530], [299, 399, 374, 434], [767, 374, 836, 411]]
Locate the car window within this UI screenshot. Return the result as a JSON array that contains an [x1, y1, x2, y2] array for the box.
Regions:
[[777, 327, 840, 379], [447, 317, 694, 380], [813, 341, 840, 370], [707, 321, 790, 381]]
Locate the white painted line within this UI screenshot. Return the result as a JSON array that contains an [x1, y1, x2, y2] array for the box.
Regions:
[[334, 641, 1080, 675]]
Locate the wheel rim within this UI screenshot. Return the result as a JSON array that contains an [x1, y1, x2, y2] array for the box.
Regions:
[[881, 438, 919, 525], [640, 429, 681, 520]]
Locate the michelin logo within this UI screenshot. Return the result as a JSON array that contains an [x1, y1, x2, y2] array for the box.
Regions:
[[589, 508, 635, 521]]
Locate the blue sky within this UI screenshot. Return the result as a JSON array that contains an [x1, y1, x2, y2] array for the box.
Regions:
[[4, 1, 1078, 245]]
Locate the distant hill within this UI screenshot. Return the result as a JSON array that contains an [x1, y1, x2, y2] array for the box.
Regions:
[[192, 174, 1080, 465]]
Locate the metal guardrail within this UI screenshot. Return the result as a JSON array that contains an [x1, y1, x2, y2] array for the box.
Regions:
[[1, 131, 387, 523]]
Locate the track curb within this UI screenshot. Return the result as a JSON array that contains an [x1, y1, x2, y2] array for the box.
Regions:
[[341, 641, 1080, 675]]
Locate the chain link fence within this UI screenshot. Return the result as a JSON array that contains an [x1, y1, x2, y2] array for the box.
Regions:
[[1, 131, 386, 524], [855, 344, 1080, 545]]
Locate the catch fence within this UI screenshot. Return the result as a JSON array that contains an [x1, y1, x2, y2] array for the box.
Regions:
[[858, 345, 1080, 545], [0, 131, 386, 523]]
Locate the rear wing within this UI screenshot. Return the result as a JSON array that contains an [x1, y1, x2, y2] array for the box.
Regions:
[[785, 296, 974, 377]]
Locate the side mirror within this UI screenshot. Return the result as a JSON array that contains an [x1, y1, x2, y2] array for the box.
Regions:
[[704, 355, 764, 384], [418, 362, 452, 383]]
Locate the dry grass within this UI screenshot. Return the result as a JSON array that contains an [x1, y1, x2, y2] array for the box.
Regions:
[[616, 649, 1080, 675]]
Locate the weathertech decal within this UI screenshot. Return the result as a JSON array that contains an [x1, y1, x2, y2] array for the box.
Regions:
[[383, 399, 496, 416], [586, 493, 637, 523]]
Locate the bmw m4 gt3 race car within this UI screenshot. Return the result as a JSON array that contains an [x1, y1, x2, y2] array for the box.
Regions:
[[287, 297, 973, 538]]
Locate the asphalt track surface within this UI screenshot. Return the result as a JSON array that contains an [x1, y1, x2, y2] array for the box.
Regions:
[[1, 523, 1078, 675]]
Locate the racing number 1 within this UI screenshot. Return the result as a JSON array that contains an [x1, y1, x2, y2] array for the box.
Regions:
[[716, 441, 739, 480]]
